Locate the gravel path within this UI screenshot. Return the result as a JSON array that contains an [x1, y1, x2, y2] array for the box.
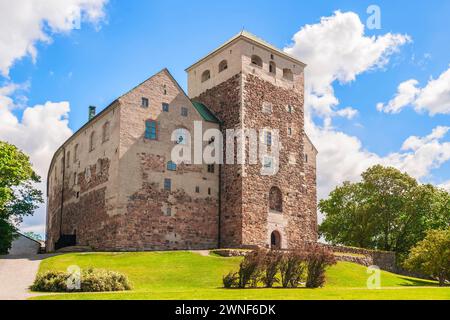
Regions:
[[0, 254, 50, 300]]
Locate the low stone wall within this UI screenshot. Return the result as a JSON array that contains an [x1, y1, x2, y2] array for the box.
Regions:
[[211, 249, 250, 257], [323, 244, 397, 272]]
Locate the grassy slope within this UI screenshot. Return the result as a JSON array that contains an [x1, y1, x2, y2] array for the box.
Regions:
[[31, 251, 450, 300]]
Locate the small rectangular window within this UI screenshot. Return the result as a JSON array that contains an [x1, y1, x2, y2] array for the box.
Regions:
[[263, 156, 273, 169], [288, 128, 292, 136], [66, 151, 70, 168], [305, 154, 308, 163], [164, 178, 171, 191], [162, 103, 169, 112], [262, 102, 272, 114], [167, 161, 177, 171], [145, 120, 157, 140], [266, 131, 272, 146], [195, 186, 200, 193], [181, 107, 188, 117], [142, 97, 149, 108], [207, 164, 215, 173], [208, 188, 211, 195], [165, 207, 172, 216]]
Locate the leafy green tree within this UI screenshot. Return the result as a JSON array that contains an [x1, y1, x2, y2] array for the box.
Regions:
[[319, 165, 450, 258], [404, 228, 450, 286], [0, 141, 43, 254]]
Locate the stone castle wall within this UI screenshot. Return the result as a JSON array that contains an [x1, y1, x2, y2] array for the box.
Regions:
[[47, 70, 220, 251], [194, 73, 244, 248]]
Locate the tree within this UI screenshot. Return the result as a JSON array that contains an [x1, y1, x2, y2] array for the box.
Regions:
[[319, 165, 450, 258], [404, 228, 450, 286], [0, 141, 43, 254]]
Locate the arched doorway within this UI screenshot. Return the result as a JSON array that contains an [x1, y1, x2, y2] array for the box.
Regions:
[[270, 231, 281, 249]]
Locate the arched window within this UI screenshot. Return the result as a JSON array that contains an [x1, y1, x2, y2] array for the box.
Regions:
[[283, 68, 293, 81], [269, 61, 276, 74], [201, 70, 211, 82], [219, 60, 228, 72], [269, 186, 282, 212], [102, 121, 110, 143], [89, 131, 96, 152], [251, 55, 263, 67]]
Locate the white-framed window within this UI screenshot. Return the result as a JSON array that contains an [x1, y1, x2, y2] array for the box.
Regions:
[[263, 156, 274, 169], [265, 131, 272, 146], [262, 102, 272, 114]]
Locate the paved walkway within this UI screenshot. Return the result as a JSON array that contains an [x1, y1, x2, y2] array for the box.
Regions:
[[0, 254, 50, 300]]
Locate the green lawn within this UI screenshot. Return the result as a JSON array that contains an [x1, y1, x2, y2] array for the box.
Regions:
[[31, 251, 450, 300]]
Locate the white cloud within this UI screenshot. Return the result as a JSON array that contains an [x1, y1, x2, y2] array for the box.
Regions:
[[378, 65, 450, 115], [285, 10, 410, 119], [376, 79, 420, 113], [439, 180, 450, 192], [0, 84, 73, 235], [0, 0, 108, 236], [0, 0, 108, 76], [284, 11, 449, 209], [308, 118, 450, 202]]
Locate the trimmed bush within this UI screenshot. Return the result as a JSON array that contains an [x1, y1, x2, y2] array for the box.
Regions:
[[31, 268, 132, 292], [222, 271, 239, 288], [280, 249, 306, 288], [31, 271, 69, 292], [262, 250, 283, 288], [238, 249, 265, 288], [305, 244, 337, 288]]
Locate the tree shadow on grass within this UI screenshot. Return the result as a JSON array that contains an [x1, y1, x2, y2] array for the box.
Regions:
[[397, 276, 438, 287]]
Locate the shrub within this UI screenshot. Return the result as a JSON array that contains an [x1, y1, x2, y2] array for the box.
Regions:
[[31, 268, 132, 292], [262, 250, 283, 288], [81, 268, 132, 292], [305, 244, 337, 288], [222, 271, 238, 288], [279, 249, 306, 288], [31, 271, 69, 292], [238, 249, 265, 288], [404, 228, 450, 286]]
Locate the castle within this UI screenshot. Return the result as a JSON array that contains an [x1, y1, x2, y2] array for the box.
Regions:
[[46, 31, 318, 252]]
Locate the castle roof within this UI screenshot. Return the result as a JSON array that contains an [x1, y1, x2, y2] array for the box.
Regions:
[[185, 30, 306, 72]]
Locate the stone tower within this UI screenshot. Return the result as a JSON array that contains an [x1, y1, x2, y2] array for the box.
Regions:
[[186, 31, 318, 249]]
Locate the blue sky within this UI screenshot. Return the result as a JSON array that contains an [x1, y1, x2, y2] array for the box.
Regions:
[[1, 0, 449, 237]]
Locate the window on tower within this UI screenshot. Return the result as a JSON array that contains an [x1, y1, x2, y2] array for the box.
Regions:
[[219, 60, 228, 72], [283, 68, 294, 81], [251, 55, 263, 67], [269, 186, 283, 212], [269, 61, 276, 74], [201, 70, 211, 82]]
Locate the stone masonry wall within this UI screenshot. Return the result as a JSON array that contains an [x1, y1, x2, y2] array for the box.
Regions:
[[241, 73, 317, 248], [194, 73, 244, 248]]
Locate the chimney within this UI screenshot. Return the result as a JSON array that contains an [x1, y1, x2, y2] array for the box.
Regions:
[[88, 106, 96, 121]]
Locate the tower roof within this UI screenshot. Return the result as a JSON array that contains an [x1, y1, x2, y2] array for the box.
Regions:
[[185, 30, 306, 71]]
